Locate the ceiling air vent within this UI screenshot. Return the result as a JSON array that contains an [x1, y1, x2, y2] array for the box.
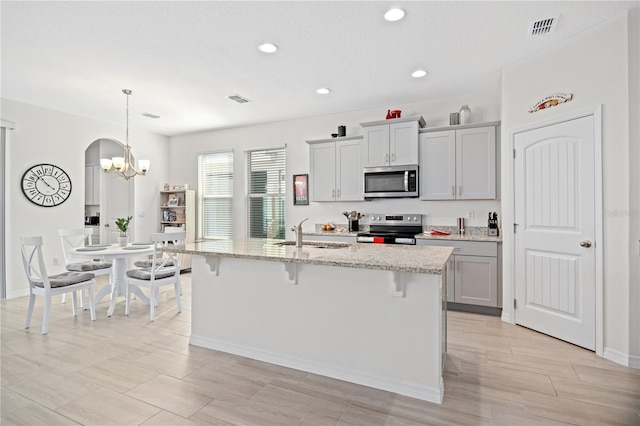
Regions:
[[528, 16, 558, 37], [226, 94, 252, 104]]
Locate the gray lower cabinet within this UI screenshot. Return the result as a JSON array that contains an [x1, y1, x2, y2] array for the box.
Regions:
[[418, 239, 501, 314], [454, 255, 497, 307]]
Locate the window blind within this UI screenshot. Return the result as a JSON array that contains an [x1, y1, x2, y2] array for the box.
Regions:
[[246, 148, 286, 239], [198, 151, 234, 239]]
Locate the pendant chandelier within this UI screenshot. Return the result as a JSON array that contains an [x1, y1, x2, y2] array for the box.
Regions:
[[100, 89, 150, 180]]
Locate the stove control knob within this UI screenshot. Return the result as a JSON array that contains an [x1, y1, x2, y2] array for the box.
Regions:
[[412, 216, 418, 221]]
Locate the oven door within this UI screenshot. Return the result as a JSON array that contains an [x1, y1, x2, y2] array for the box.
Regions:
[[363, 165, 418, 199], [356, 232, 417, 245]]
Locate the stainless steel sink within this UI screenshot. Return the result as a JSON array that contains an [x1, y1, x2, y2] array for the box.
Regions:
[[273, 241, 350, 249]]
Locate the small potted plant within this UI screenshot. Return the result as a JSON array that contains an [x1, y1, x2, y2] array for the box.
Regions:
[[115, 216, 132, 246]]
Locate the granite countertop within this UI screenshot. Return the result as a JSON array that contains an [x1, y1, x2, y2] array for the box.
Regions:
[[163, 238, 454, 275], [303, 226, 502, 242], [302, 230, 359, 237], [417, 226, 502, 242]]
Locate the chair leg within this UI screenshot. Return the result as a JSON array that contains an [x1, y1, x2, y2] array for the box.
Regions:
[[79, 288, 87, 310], [174, 281, 182, 313], [61, 293, 67, 304], [25, 294, 36, 330], [88, 285, 96, 321], [42, 296, 51, 334], [125, 282, 130, 316], [150, 287, 156, 321], [71, 291, 78, 316]]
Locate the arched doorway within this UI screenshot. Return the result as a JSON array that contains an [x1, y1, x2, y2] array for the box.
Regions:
[[85, 139, 134, 243]]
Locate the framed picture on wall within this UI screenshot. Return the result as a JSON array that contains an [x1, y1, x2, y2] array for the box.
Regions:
[[293, 174, 309, 206]]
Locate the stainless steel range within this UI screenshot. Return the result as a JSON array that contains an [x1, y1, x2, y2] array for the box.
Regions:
[[356, 214, 423, 245]]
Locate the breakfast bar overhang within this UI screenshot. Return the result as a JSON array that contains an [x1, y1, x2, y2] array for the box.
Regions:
[[164, 239, 454, 404]]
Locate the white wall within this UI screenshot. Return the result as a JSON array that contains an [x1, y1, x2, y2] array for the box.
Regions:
[[2, 99, 171, 298], [169, 93, 501, 238], [501, 10, 638, 363]]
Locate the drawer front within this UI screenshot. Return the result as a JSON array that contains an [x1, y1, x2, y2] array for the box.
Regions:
[[416, 239, 497, 257]]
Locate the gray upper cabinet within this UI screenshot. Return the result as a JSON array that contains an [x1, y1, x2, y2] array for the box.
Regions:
[[420, 122, 499, 200], [307, 136, 363, 202], [361, 116, 424, 167]]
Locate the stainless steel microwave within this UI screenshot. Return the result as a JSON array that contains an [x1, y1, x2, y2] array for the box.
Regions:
[[363, 165, 419, 199]]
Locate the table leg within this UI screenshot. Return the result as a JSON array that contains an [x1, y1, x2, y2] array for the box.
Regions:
[[93, 258, 150, 316]]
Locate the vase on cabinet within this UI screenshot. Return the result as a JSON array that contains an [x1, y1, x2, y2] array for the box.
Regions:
[[118, 236, 128, 247], [459, 105, 471, 124]]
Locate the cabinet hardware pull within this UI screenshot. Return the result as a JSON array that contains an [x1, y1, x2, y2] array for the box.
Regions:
[[451, 186, 455, 195]]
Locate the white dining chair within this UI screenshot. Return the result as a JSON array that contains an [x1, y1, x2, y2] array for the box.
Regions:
[[125, 231, 185, 321], [59, 228, 112, 306], [20, 236, 96, 334]]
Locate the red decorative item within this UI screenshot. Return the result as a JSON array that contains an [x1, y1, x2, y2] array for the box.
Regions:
[[386, 109, 402, 119]]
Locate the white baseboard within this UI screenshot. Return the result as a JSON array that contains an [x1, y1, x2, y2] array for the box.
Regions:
[[190, 334, 444, 404], [603, 347, 640, 369], [6, 288, 30, 299]]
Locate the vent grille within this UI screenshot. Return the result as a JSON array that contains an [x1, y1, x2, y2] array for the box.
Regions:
[[141, 112, 160, 119], [529, 16, 558, 37], [226, 94, 252, 104]]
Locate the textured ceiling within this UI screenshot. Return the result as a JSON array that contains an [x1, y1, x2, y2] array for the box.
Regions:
[[1, 1, 637, 136]]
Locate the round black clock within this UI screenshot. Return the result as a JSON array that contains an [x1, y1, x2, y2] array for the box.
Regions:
[[21, 164, 72, 207]]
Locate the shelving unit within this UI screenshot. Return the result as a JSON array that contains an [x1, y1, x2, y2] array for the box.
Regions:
[[160, 187, 195, 270]]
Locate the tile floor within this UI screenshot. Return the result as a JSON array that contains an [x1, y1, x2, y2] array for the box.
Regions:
[[1, 274, 638, 425]]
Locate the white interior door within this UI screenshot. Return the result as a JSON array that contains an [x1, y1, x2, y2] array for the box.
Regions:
[[514, 115, 596, 350]]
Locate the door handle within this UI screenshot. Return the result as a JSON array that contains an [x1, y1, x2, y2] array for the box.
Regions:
[[104, 224, 109, 227], [580, 240, 592, 248]]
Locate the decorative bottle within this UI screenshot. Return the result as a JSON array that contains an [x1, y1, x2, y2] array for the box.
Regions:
[[459, 105, 471, 124]]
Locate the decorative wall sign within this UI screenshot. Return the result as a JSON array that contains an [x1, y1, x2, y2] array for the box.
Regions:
[[529, 93, 574, 113], [21, 163, 72, 207], [293, 174, 309, 206]]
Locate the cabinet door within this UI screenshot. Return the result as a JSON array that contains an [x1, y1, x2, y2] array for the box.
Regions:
[[389, 121, 419, 165], [84, 165, 100, 204], [454, 255, 498, 307], [362, 124, 389, 167], [85, 165, 94, 204], [419, 131, 456, 200], [455, 126, 496, 199], [309, 142, 337, 201], [446, 258, 455, 303], [336, 139, 363, 201]]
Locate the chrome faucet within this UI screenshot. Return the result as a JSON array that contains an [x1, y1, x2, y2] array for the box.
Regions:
[[291, 218, 309, 248]]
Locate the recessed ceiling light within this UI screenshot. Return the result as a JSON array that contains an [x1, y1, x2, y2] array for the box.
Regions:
[[316, 88, 331, 95], [411, 69, 428, 78], [384, 8, 405, 22], [258, 43, 278, 53]]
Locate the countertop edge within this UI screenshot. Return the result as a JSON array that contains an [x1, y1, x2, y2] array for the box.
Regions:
[[162, 241, 453, 275]]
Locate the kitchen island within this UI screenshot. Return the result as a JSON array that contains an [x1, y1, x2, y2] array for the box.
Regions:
[[164, 239, 454, 403]]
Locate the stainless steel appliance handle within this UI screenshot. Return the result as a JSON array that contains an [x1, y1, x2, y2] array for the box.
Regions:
[[404, 171, 409, 192]]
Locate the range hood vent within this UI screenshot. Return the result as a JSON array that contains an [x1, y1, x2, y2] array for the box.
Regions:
[[226, 94, 252, 104], [528, 16, 558, 37]]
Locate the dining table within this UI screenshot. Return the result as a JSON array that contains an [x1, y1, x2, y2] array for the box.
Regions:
[[71, 242, 154, 316]]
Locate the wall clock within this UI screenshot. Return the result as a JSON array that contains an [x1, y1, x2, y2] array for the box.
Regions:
[[21, 164, 72, 207]]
